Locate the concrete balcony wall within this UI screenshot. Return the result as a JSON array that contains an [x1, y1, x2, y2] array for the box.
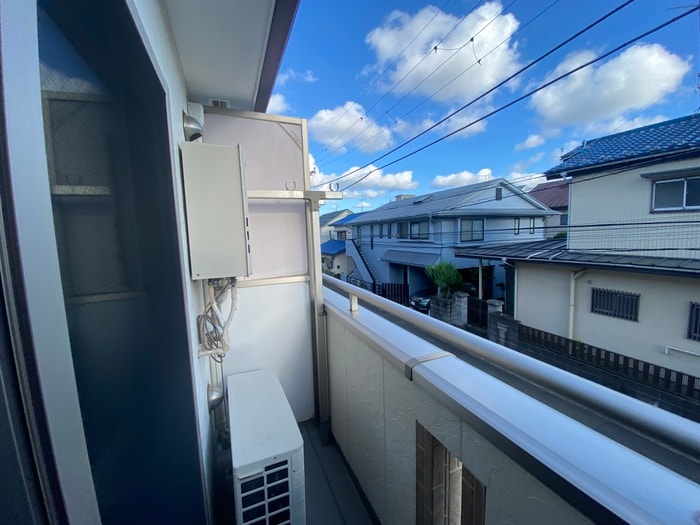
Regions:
[[323, 280, 700, 525], [325, 289, 591, 525]]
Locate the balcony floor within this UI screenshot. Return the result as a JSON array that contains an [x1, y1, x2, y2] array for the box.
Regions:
[[214, 419, 377, 524]]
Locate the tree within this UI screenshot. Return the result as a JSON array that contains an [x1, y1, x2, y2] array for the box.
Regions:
[[425, 261, 462, 299]]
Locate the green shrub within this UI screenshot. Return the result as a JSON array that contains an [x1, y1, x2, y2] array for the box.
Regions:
[[425, 261, 462, 299]]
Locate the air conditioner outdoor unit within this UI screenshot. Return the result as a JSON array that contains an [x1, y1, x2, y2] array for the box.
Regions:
[[227, 369, 305, 525]]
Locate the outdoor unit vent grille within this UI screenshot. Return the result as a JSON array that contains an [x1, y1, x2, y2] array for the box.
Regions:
[[228, 369, 305, 525], [209, 98, 230, 108], [237, 459, 293, 524]]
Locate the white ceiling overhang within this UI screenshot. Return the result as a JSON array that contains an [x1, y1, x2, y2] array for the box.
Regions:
[[165, 0, 298, 112]]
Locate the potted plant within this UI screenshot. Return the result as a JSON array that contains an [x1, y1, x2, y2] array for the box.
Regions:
[[425, 261, 462, 324]]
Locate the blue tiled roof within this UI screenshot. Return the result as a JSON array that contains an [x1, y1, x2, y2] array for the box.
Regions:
[[332, 212, 363, 226], [320, 209, 353, 227], [545, 114, 700, 176], [321, 239, 346, 255]]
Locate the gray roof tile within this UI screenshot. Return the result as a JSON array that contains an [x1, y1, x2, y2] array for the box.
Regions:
[[546, 114, 700, 176]]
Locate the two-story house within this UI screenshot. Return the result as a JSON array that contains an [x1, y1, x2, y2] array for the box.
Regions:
[[457, 115, 700, 376], [345, 178, 555, 298], [528, 179, 569, 238], [320, 208, 353, 240]]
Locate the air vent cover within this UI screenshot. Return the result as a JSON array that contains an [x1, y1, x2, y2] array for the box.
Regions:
[[209, 98, 230, 109]]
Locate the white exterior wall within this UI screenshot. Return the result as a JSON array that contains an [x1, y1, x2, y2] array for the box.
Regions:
[[516, 263, 700, 376], [573, 270, 700, 377], [203, 111, 315, 421], [327, 310, 592, 525], [569, 158, 700, 257], [516, 264, 571, 337]]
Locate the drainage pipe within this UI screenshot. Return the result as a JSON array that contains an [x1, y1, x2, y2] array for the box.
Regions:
[[568, 269, 587, 340]]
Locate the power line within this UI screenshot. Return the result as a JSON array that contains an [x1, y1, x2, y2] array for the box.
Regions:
[[320, 0, 543, 166], [340, 4, 697, 192], [314, 0, 456, 150], [312, 0, 637, 189], [331, 0, 561, 163]]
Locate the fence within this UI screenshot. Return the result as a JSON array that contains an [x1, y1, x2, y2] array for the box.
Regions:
[[345, 276, 408, 306], [515, 323, 700, 422], [467, 296, 489, 329]]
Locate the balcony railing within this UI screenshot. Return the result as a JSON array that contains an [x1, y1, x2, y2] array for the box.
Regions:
[[322, 275, 700, 524]]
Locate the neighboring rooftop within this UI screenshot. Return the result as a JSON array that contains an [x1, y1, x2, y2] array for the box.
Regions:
[[546, 114, 700, 177], [321, 239, 346, 256], [346, 178, 551, 224], [331, 212, 362, 226], [455, 239, 700, 276], [528, 179, 569, 209], [320, 209, 353, 227]]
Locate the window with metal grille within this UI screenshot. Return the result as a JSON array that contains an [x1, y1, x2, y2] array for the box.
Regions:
[[591, 288, 640, 321], [689, 302, 700, 341]]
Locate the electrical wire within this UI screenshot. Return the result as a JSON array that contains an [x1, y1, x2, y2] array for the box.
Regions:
[[318, 1, 488, 157], [197, 278, 238, 361], [340, 4, 696, 192], [315, 0, 454, 146], [311, 0, 638, 189], [319, 0, 533, 166], [329, 0, 561, 165]]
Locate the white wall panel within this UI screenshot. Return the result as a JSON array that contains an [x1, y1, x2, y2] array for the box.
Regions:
[[223, 282, 315, 421]]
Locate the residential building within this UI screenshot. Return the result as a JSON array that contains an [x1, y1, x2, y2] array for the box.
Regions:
[[346, 178, 555, 297], [528, 179, 569, 237], [321, 238, 354, 277], [2, 4, 698, 525], [457, 115, 700, 376], [319, 208, 353, 241]]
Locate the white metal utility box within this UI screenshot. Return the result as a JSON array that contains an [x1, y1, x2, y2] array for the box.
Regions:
[[227, 369, 305, 525]]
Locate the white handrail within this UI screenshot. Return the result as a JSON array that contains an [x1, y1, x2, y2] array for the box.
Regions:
[[323, 275, 700, 457]]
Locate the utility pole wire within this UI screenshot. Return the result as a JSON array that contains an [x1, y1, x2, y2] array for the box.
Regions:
[[342, 4, 698, 191]]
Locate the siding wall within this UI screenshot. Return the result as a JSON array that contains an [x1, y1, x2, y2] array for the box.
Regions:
[[516, 263, 700, 376], [326, 307, 592, 525], [569, 158, 700, 257]]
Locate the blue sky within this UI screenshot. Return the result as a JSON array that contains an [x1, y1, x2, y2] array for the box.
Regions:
[[269, 0, 699, 212]]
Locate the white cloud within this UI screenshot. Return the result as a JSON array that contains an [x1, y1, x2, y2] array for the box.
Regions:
[[310, 154, 417, 204], [582, 114, 668, 136], [530, 44, 690, 128], [308, 102, 394, 153], [365, 2, 522, 105], [516, 133, 545, 150], [357, 201, 373, 209], [506, 172, 544, 191], [267, 93, 289, 114], [277, 68, 317, 86], [431, 168, 493, 188]]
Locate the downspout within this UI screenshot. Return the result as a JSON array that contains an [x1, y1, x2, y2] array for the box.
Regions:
[[478, 258, 483, 299], [569, 269, 587, 339]]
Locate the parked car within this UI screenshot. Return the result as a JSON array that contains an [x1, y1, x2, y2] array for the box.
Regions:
[[409, 283, 479, 313], [409, 287, 435, 313]]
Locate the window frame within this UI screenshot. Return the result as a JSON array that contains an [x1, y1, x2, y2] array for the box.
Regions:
[[514, 218, 520, 235], [529, 217, 535, 234], [651, 175, 700, 212], [397, 222, 409, 239], [460, 218, 484, 242], [591, 287, 640, 322], [410, 220, 429, 240], [689, 302, 700, 341]]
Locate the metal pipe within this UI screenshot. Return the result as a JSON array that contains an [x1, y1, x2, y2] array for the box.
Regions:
[[568, 269, 586, 339]]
